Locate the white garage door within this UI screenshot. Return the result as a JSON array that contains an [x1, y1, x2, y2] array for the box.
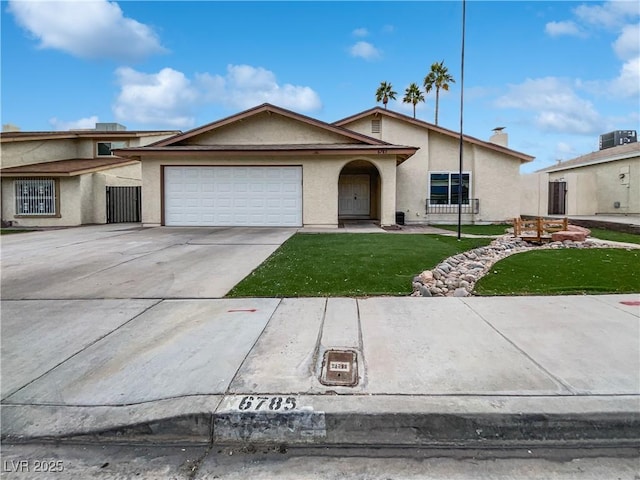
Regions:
[[164, 166, 302, 226]]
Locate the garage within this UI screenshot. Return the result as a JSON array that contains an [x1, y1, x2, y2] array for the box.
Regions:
[[164, 166, 302, 226]]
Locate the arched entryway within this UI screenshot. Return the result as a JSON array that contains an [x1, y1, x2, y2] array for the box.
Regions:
[[338, 160, 381, 222]]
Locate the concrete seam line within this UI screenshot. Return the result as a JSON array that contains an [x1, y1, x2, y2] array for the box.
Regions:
[[588, 294, 640, 316], [223, 298, 284, 395], [355, 298, 367, 387], [310, 298, 329, 378], [460, 299, 577, 395], [71, 242, 185, 282], [0, 299, 163, 402]]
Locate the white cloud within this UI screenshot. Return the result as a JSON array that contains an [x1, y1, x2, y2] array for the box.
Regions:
[[495, 77, 602, 135], [7, 0, 165, 61], [196, 64, 322, 111], [382, 25, 395, 34], [545, 20, 583, 37], [49, 115, 99, 131], [112, 65, 322, 126], [352, 28, 369, 37], [554, 141, 579, 160], [349, 41, 381, 60], [574, 1, 639, 30], [113, 68, 198, 127], [613, 23, 640, 59], [609, 56, 640, 97]]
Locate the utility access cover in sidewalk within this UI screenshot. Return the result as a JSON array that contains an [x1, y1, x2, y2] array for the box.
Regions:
[[320, 350, 358, 386]]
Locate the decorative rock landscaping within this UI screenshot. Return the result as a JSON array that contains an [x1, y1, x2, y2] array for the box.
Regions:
[[411, 232, 631, 297]]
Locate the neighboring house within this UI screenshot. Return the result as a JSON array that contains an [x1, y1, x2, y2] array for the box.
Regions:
[[521, 142, 640, 217], [0, 125, 178, 227], [336, 108, 534, 224], [113, 104, 533, 228]]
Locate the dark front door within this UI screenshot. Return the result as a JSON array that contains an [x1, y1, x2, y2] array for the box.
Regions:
[[548, 181, 567, 215]]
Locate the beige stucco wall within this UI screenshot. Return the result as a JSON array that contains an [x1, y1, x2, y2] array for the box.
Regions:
[[521, 156, 639, 216], [520, 173, 548, 217], [1, 134, 174, 169], [1, 164, 143, 226], [183, 112, 360, 146], [2, 176, 82, 227], [1, 139, 79, 168], [548, 159, 639, 214], [341, 114, 524, 223], [141, 155, 397, 227], [472, 145, 522, 222]]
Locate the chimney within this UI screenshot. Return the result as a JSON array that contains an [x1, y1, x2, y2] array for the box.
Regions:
[[489, 127, 508, 147]]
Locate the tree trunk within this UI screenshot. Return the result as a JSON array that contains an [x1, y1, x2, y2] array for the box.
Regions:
[[383, 96, 388, 109], [435, 88, 440, 125]]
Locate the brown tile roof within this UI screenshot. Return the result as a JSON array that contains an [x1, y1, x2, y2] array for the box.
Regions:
[[536, 142, 640, 173], [334, 107, 535, 163], [0, 158, 139, 177]]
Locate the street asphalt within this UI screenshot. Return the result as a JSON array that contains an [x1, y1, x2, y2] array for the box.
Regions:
[[1, 225, 638, 448]]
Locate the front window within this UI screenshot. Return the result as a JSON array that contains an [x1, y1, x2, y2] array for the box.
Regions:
[[15, 178, 57, 216], [97, 141, 127, 156], [429, 172, 470, 205]]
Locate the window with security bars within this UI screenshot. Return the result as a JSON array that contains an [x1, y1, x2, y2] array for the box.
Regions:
[[15, 178, 57, 215]]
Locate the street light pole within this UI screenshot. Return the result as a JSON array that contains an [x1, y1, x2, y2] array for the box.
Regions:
[[457, 0, 466, 241]]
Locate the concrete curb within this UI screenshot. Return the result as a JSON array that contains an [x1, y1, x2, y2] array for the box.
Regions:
[[3, 395, 639, 448]]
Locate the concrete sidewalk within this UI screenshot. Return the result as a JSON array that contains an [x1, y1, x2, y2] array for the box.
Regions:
[[1, 294, 638, 447]]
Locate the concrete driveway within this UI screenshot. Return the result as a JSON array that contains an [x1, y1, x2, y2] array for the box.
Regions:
[[0, 224, 295, 299]]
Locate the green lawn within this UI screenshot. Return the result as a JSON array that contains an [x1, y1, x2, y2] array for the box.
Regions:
[[587, 228, 640, 245], [474, 248, 640, 296], [228, 233, 491, 297], [435, 224, 511, 235]]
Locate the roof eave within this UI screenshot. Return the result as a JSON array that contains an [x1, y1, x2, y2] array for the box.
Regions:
[[113, 146, 418, 158], [335, 107, 535, 163]]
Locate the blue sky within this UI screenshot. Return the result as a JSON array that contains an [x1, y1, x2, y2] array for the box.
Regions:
[[2, 1, 638, 172]]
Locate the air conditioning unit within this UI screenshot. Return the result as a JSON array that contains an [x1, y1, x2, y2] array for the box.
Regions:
[[599, 130, 637, 150]]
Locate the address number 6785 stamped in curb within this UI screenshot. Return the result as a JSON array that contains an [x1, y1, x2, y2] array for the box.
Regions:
[[235, 396, 298, 412]]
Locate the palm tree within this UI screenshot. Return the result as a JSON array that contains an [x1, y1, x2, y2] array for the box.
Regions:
[[375, 81, 397, 109], [423, 60, 455, 125], [402, 83, 425, 118]]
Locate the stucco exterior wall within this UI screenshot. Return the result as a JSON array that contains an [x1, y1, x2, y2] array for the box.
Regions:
[[344, 115, 432, 223], [79, 174, 93, 223], [520, 173, 548, 217], [2, 176, 82, 227], [472, 145, 522, 222], [132, 133, 177, 147], [1, 139, 79, 168], [522, 156, 639, 216], [140, 155, 398, 227], [339, 114, 525, 224], [183, 113, 359, 145]]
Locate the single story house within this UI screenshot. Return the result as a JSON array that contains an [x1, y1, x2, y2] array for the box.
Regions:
[[113, 104, 533, 228], [521, 142, 639, 217], [1, 125, 178, 227]]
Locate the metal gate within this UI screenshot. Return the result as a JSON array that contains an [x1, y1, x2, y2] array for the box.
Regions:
[[106, 186, 141, 223], [548, 181, 567, 215]]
